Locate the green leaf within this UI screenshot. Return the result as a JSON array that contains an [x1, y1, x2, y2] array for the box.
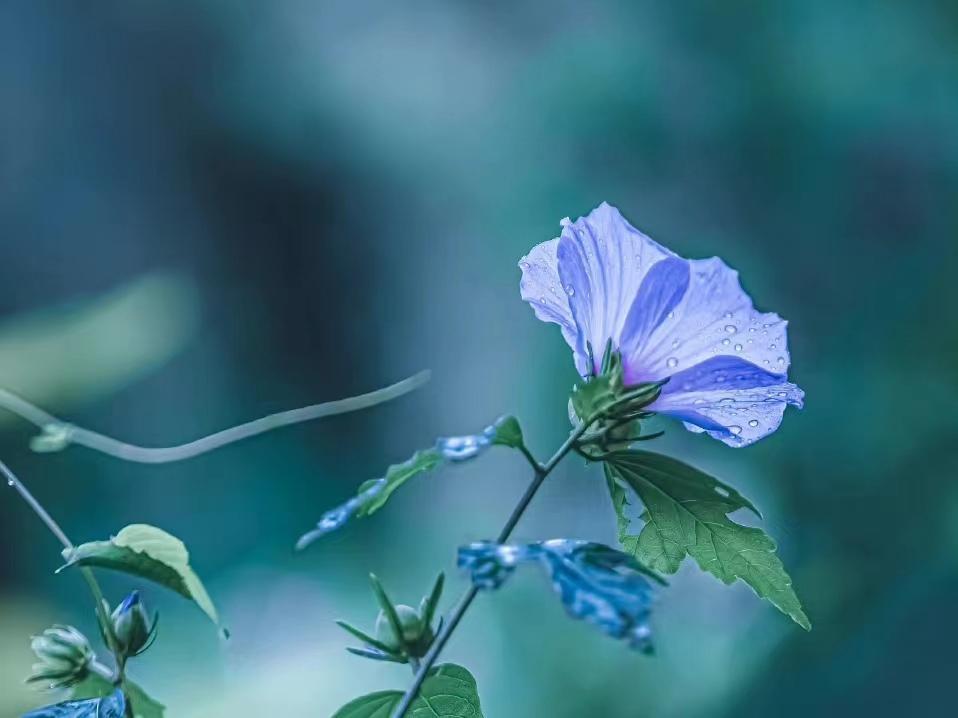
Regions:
[[60, 524, 218, 626], [332, 664, 483, 718], [606, 451, 810, 630], [359, 449, 444, 517], [487, 415, 523, 449], [72, 673, 165, 718]]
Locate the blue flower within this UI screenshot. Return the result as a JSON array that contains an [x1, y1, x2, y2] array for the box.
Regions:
[[519, 202, 803, 446]]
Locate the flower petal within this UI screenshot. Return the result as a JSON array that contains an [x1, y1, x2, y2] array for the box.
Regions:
[[554, 203, 672, 374], [518, 238, 581, 367], [628, 256, 792, 382], [651, 356, 804, 447]]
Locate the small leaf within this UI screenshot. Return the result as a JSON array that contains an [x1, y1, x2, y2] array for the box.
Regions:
[[487, 415, 523, 449], [606, 450, 810, 630], [296, 449, 443, 549], [332, 664, 483, 718], [298, 417, 530, 548], [71, 673, 165, 718], [60, 524, 218, 626], [22, 689, 126, 718], [458, 539, 662, 652]]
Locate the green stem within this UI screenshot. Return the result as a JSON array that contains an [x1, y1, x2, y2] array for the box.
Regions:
[[0, 370, 429, 464], [0, 460, 122, 677], [391, 417, 595, 718]]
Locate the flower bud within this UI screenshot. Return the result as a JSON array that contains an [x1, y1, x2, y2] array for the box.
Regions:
[[374, 605, 423, 652], [111, 591, 155, 658], [26, 625, 93, 689]]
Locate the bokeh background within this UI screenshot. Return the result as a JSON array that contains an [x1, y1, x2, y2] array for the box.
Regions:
[[1, 2, 956, 716]]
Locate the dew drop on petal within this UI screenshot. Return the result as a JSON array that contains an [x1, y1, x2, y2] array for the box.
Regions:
[[667, 311, 675, 319], [777, 357, 785, 365], [716, 374, 727, 382], [564, 284, 575, 296], [769, 343, 777, 350], [666, 357, 679, 368], [520, 260, 530, 270], [729, 425, 742, 435], [671, 339, 680, 348], [748, 420, 759, 428], [734, 344, 743, 351], [693, 398, 707, 405], [722, 338, 731, 346], [724, 312, 733, 319], [725, 325, 737, 333]]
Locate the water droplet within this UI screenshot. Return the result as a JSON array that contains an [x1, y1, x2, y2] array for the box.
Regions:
[[549, 285, 557, 294], [716, 374, 727, 382], [671, 339, 680, 348], [747, 338, 753, 344], [722, 338, 731, 346], [777, 357, 785, 365], [769, 343, 777, 350], [6, 478, 13, 487], [762, 323, 771, 328], [748, 420, 759, 427], [729, 425, 742, 435], [777, 391, 787, 397], [748, 327, 756, 333], [666, 357, 679, 368], [564, 285, 575, 296], [734, 344, 743, 351], [520, 260, 530, 270], [437, 435, 490, 462], [724, 312, 733, 319], [763, 359, 770, 365], [725, 325, 737, 333], [693, 398, 707, 405], [667, 311, 675, 319]]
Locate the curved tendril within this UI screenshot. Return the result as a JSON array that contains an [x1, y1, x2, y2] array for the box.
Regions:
[[0, 370, 429, 464]]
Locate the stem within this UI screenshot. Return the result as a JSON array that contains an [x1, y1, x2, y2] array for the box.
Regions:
[[0, 370, 429, 464], [0, 460, 122, 673], [391, 419, 594, 717]]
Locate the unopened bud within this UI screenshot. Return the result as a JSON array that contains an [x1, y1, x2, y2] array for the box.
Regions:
[[26, 625, 93, 689], [111, 591, 155, 658]]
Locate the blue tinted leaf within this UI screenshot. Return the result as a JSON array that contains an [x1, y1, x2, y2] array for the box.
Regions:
[[23, 689, 126, 718], [458, 539, 662, 652], [297, 417, 526, 548]]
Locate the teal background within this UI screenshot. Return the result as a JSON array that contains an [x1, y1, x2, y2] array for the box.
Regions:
[[1, 2, 956, 716]]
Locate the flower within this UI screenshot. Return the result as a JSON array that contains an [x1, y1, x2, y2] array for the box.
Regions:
[[519, 202, 803, 446]]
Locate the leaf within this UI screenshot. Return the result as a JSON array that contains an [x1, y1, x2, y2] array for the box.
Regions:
[[332, 664, 483, 718], [606, 450, 810, 630], [296, 449, 443, 548], [71, 673, 165, 718], [458, 539, 662, 652], [486, 415, 523, 449], [298, 416, 528, 548], [60, 524, 218, 626], [22, 689, 126, 718]]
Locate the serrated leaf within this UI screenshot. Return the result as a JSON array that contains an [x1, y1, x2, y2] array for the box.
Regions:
[[71, 673, 165, 718], [60, 524, 218, 626], [458, 539, 662, 652], [22, 689, 126, 718], [606, 450, 810, 630], [332, 664, 483, 718]]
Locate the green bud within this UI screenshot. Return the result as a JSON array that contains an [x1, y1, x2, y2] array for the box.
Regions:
[[26, 625, 93, 689], [111, 591, 156, 658], [374, 605, 424, 651]]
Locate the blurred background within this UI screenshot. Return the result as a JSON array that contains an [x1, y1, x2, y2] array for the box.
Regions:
[[1, 1, 956, 716]]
